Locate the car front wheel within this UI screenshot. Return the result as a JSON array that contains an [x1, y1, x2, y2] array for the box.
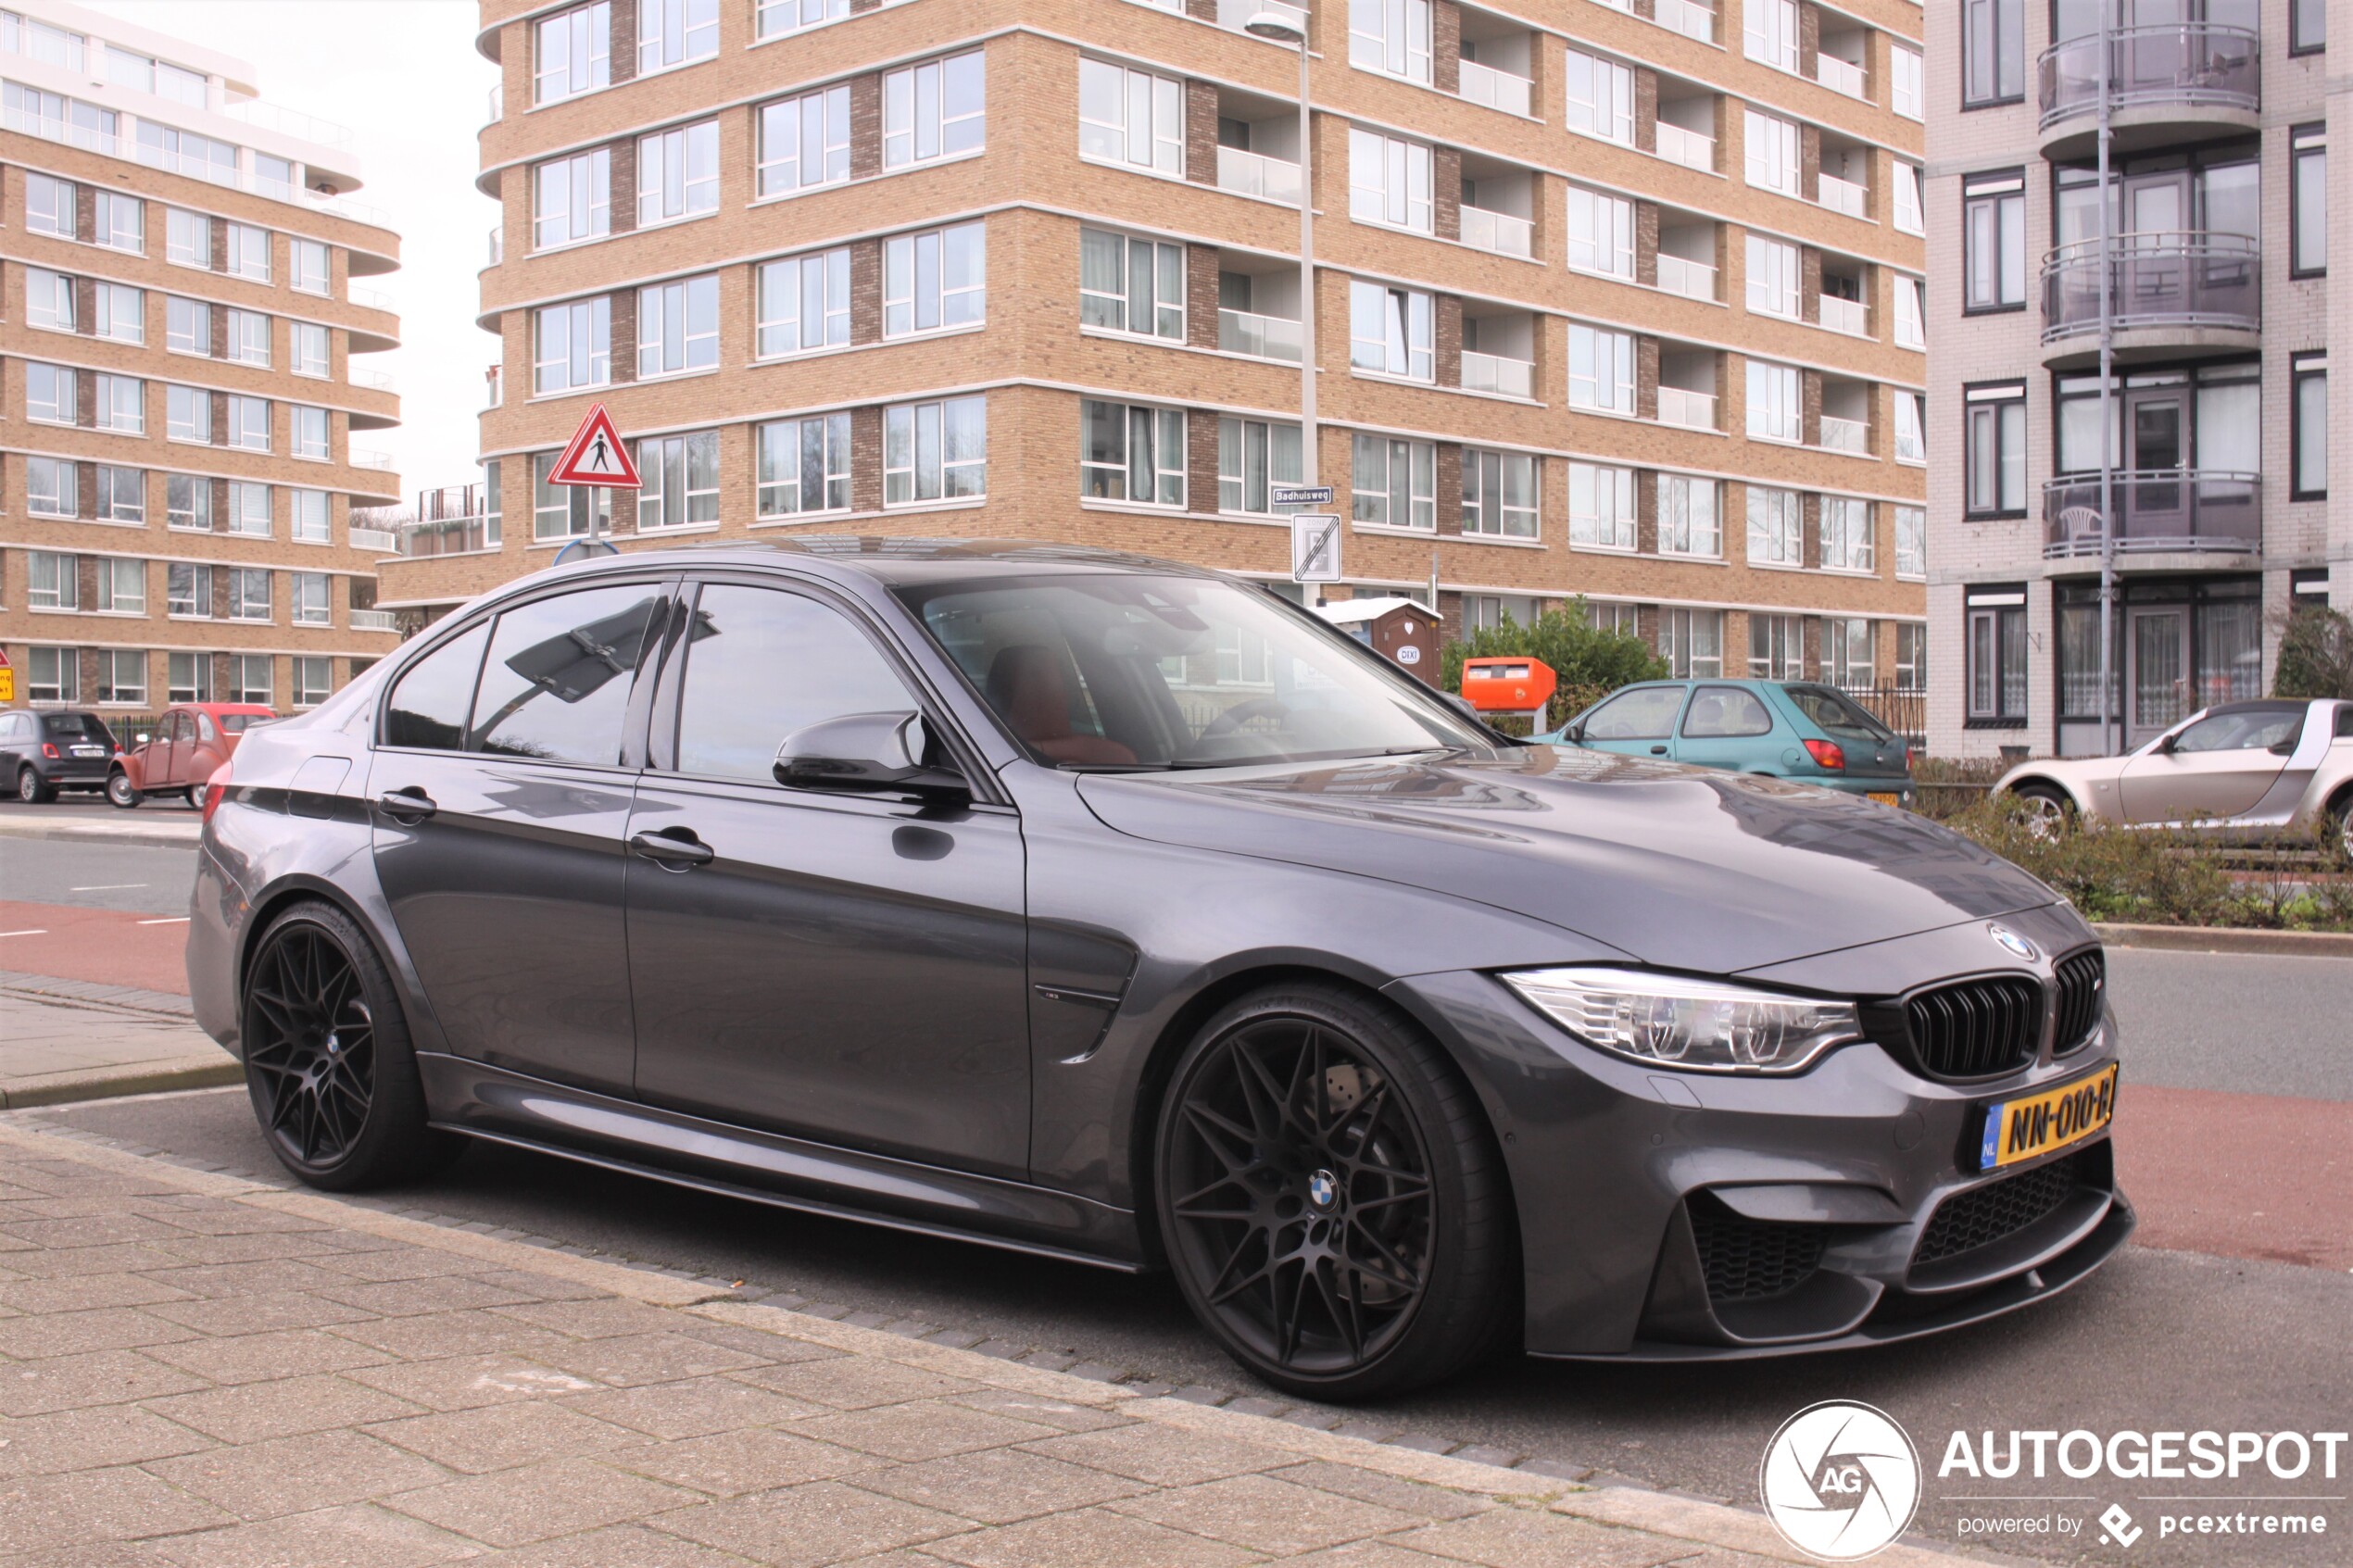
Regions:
[[2012, 783, 2075, 838], [1155, 983, 1515, 1401], [106, 771, 140, 809]]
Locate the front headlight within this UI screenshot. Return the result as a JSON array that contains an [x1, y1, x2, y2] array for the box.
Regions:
[[1502, 967, 1863, 1074]]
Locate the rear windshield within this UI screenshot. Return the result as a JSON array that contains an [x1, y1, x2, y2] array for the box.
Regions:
[[41, 714, 114, 745], [1782, 685, 1894, 742], [218, 714, 265, 734]]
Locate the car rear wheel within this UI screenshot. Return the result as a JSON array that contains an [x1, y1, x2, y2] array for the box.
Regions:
[[1155, 983, 1515, 1401], [241, 901, 461, 1191], [106, 771, 139, 809], [17, 767, 55, 805], [2012, 783, 2074, 838]]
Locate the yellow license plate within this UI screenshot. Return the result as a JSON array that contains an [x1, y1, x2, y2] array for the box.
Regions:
[[1868, 792, 1902, 808], [1978, 1065, 2119, 1171]]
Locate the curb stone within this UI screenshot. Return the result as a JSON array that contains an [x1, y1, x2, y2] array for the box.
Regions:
[[0, 818, 203, 850], [2092, 921, 2353, 959], [0, 1053, 243, 1109]]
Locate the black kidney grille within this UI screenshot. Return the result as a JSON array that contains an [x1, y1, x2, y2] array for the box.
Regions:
[[1915, 1154, 2083, 1267], [1906, 976, 2045, 1079], [2052, 950, 2105, 1055], [1690, 1205, 1827, 1303]]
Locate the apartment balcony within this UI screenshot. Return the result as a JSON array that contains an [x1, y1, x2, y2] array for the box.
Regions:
[[2039, 232, 2260, 369], [396, 514, 494, 558], [1818, 414, 1869, 454], [487, 226, 503, 267], [486, 82, 503, 125], [1818, 295, 1869, 337], [1656, 386, 1717, 431], [1655, 0, 1716, 44], [1655, 122, 1715, 173], [348, 526, 397, 553], [1219, 307, 1303, 362], [1817, 171, 1867, 219], [1461, 349, 1534, 398], [351, 447, 394, 470], [2043, 471, 2260, 558], [1815, 54, 1867, 100], [1656, 254, 1717, 303], [349, 608, 399, 633], [1458, 58, 1531, 117], [1218, 0, 1305, 35], [1460, 204, 1533, 258], [2039, 24, 2259, 159], [1217, 145, 1302, 205]]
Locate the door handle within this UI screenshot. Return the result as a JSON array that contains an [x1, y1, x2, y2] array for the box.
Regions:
[[376, 788, 435, 823], [629, 828, 714, 869], [1650, 745, 1669, 756]]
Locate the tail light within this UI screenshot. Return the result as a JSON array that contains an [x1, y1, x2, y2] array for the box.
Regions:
[[1803, 738, 1846, 771], [40, 742, 59, 759], [201, 759, 233, 824]]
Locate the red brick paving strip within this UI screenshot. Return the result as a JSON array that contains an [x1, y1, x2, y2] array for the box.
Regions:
[[2111, 1083, 2353, 1272], [0, 901, 194, 995]]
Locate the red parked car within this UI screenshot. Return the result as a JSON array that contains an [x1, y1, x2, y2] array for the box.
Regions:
[[107, 704, 277, 809]]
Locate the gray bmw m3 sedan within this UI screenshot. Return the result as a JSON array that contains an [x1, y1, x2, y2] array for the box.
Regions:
[[187, 540, 2130, 1399]]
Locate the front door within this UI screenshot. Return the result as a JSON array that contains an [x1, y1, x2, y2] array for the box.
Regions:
[[145, 713, 182, 789], [2125, 605, 2191, 749], [2119, 705, 2302, 823], [370, 579, 670, 1098], [2123, 385, 2190, 546], [624, 578, 1032, 1180]]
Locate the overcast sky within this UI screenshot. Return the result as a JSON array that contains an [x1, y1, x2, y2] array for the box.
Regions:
[[87, 0, 499, 501]]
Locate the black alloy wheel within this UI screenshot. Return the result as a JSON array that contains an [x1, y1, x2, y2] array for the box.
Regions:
[[1157, 984, 1513, 1400]]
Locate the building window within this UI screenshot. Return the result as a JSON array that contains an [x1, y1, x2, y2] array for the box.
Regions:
[[638, 0, 716, 72], [636, 431, 722, 529], [1080, 400, 1182, 506], [25, 171, 74, 236], [25, 268, 73, 331], [224, 223, 271, 282], [293, 488, 332, 542], [1746, 484, 1802, 565], [1894, 505, 1927, 579], [168, 650, 213, 702], [1663, 608, 1724, 679], [1349, 129, 1433, 234], [535, 297, 612, 394], [167, 297, 209, 356], [535, 1, 610, 103], [1893, 162, 1924, 235], [1350, 434, 1435, 529], [1351, 0, 1432, 84], [292, 322, 330, 378], [1894, 276, 1927, 350], [1745, 234, 1800, 319], [1565, 50, 1634, 145], [26, 459, 76, 519], [28, 647, 79, 704], [1566, 187, 1634, 279], [638, 275, 720, 377], [227, 483, 272, 537], [233, 654, 273, 707], [885, 222, 986, 337], [1750, 613, 1803, 679], [484, 460, 504, 547], [291, 571, 331, 625], [1462, 449, 1539, 538], [293, 405, 331, 460], [757, 413, 852, 516], [887, 395, 988, 503], [1966, 587, 2028, 722], [292, 239, 331, 295], [760, 0, 849, 38], [1350, 282, 1434, 381], [1588, 601, 1640, 637], [28, 551, 79, 610], [226, 395, 271, 451], [168, 384, 210, 443], [228, 568, 272, 622], [135, 121, 232, 184], [1567, 324, 1634, 413], [1080, 229, 1183, 341], [1964, 170, 2026, 311], [1966, 383, 2027, 516], [167, 565, 212, 619], [757, 247, 851, 356], [94, 282, 143, 344], [533, 452, 614, 539], [167, 475, 211, 531], [758, 86, 850, 196], [2294, 354, 2328, 500], [2293, 0, 2325, 51], [1464, 595, 1540, 633], [1827, 619, 1874, 689], [1891, 44, 1923, 119], [293, 657, 332, 708], [165, 207, 207, 266], [2293, 126, 2327, 277], [224, 308, 269, 367], [96, 648, 146, 706], [1078, 60, 1182, 175], [1895, 623, 1926, 691], [638, 119, 719, 227], [96, 465, 145, 523], [1218, 418, 1304, 517], [885, 51, 985, 169], [1746, 359, 1800, 442], [1821, 497, 1875, 572], [1744, 0, 1797, 70], [1895, 392, 1926, 462], [1659, 475, 1719, 557], [26, 362, 76, 425], [1568, 461, 1635, 549], [1963, 0, 2024, 107], [535, 148, 610, 248], [1743, 108, 1799, 194]]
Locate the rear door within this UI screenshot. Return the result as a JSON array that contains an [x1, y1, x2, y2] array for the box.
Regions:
[[1576, 684, 1690, 759], [1673, 685, 1780, 772], [2118, 707, 2300, 823], [369, 577, 673, 1098]]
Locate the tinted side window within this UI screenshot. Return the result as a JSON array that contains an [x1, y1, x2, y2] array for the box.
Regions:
[[1682, 686, 1775, 738], [472, 586, 665, 765], [384, 621, 491, 752], [1583, 686, 1685, 740], [673, 584, 920, 783]]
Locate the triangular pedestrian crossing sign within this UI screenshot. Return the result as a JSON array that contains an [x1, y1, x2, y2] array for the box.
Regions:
[[547, 403, 642, 488]]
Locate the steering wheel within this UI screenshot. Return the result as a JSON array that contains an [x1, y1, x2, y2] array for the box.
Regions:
[[1200, 696, 1294, 739]]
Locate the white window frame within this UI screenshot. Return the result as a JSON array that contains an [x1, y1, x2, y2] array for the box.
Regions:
[[1743, 108, 1800, 196], [26, 646, 80, 704], [232, 653, 273, 707], [535, 1, 611, 104], [1894, 506, 1927, 579], [97, 647, 147, 706], [635, 429, 722, 529], [884, 50, 985, 169], [887, 395, 988, 504], [26, 458, 77, 519], [1079, 399, 1183, 507], [228, 567, 273, 622], [1828, 618, 1875, 689], [292, 488, 332, 542], [637, 0, 717, 75], [1078, 59, 1183, 176], [227, 307, 271, 368], [1462, 448, 1540, 539], [27, 550, 79, 610], [291, 238, 331, 295], [1658, 474, 1721, 557], [95, 464, 145, 524], [535, 297, 612, 394], [167, 295, 210, 357], [1349, 280, 1435, 382], [1891, 44, 1923, 120], [1217, 417, 1306, 518], [95, 373, 145, 435], [95, 190, 143, 252], [1566, 186, 1634, 279], [292, 405, 331, 461], [1743, 0, 1798, 69], [637, 274, 721, 378], [757, 86, 850, 197], [292, 321, 331, 379], [1349, 128, 1434, 235], [1895, 391, 1926, 464], [759, 0, 849, 39], [1663, 608, 1724, 679], [1565, 50, 1634, 146], [1350, 0, 1433, 85], [884, 222, 987, 338], [168, 384, 210, 444], [94, 282, 145, 345], [1821, 496, 1875, 572], [292, 571, 332, 626], [292, 656, 333, 709], [757, 411, 853, 517], [1079, 228, 1184, 342], [637, 119, 719, 228], [1350, 433, 1436, 530], [1893, 161, 1925, 236], [166, 207, 207, 267], [1745, 484, 1802, 566], [1750, 612, 1804, 680], [1568, 461, 1636, 550], [1894, 275, 1927, 350], [224, 222, 271, 282], [1746, 359, 1802, 443], [1746, 233, 1801, 320], [1567, 324, 1635, 414], [227, 482, 272, 537], [26, 267, 74, 332], [756, 247, 851, 357], [167, 564, 212, 619], [226, 395, 271, 452], [25, 171, 74, 237], [535, 147, 610, 249], [26, 362, 77, 425]]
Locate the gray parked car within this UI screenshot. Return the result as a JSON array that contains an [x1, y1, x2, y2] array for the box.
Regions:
[[186, 542, 2129, 1399]]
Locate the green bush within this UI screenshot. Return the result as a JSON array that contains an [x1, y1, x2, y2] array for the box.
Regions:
[[1439, 600, 1667, 730]]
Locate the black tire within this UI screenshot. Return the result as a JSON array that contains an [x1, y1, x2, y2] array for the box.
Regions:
[[185, 785, 206, 809], [240, 900, 462, 1190], [18, 766, 56, 805], [1154, 982, 1516, 1401], [106, 771, 140, 809]]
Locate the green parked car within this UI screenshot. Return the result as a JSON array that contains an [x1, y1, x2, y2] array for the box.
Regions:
[[1535, 679, 1917, 807]]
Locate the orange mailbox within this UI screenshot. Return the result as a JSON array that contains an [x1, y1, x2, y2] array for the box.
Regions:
[[1460, 657, 1557, 721]]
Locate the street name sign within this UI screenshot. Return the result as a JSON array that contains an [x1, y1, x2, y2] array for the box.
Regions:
[[1270, 484, 1334, 507]]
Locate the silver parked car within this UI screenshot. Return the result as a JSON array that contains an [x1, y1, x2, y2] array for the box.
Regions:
[[1995, 699, 2353, 850]]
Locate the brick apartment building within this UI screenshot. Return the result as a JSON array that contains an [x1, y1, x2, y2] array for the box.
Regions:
[[387, 0, 1925, 700], [0, 1, 404, 723], [1923, 0, 2347, 758]]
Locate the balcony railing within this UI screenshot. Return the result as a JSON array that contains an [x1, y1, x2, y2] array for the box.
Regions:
[[1458, 58, 1532, 117], [2040, 232, 2260, 345], [488, 225, 503, 266], [349, 608, 399, 633], [1815, 54, 1867, 99], [349, 283, 395, 311], [1461, 351, 1535, 398], [1655, 0, 1716, 44], [347, 528, 397, 554], [1657, 386, 1717, 430], [1217, 145, 1302, 205], [1459, 205, 1533, 258], [2043, 470, 2260, 557], [220, 95, 355, 149], [396, 514, 494, 558], [351, 447, 394, 470], [1655, 122, 1715, 172], [348, 365, 395, 391], [486, 82, 503, 124], [1818, 295, 1869, 336], [1818, 414, 1869, 453], [2038, 24, 2259, 133], [1656, 255, 1717, 302], [1818, 171, 1868, 218], [1219, 307, 1303, 362]]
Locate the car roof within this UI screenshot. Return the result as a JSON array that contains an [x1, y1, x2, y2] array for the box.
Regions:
[[514, 537, 1226, 594], [2199, 699, 2312, 717]]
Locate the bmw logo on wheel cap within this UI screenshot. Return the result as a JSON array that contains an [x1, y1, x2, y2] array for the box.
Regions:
[[1759, 1400, 1920, 1561], [1306, 1169, 1339, 1210], [1986, 923, 2039, 962]]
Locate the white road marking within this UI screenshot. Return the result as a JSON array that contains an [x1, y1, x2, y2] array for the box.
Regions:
[[0, 930, 49, 938], [136, 917, 191, 926], [70, 884, 149, 892]]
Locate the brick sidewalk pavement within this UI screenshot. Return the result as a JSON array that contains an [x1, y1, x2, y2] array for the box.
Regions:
[[0, 1119, 1975, 1568], [0, 981, 233, 1110]]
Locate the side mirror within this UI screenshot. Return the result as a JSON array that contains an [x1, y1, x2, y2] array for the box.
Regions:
[[2157, 733, 2180, 755], [1566, 721, 1587, 743], [774, 711, 969, 802], [2269, 737, 2297, 757]]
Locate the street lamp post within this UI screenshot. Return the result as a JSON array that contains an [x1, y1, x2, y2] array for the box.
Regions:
[[1246, 11, 1316, 518]]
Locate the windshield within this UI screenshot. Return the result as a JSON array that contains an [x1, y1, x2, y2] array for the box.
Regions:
[[899, 574, 1495, 771], [1782, 685, 1894, 742], [41, 714, 113, 745]]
